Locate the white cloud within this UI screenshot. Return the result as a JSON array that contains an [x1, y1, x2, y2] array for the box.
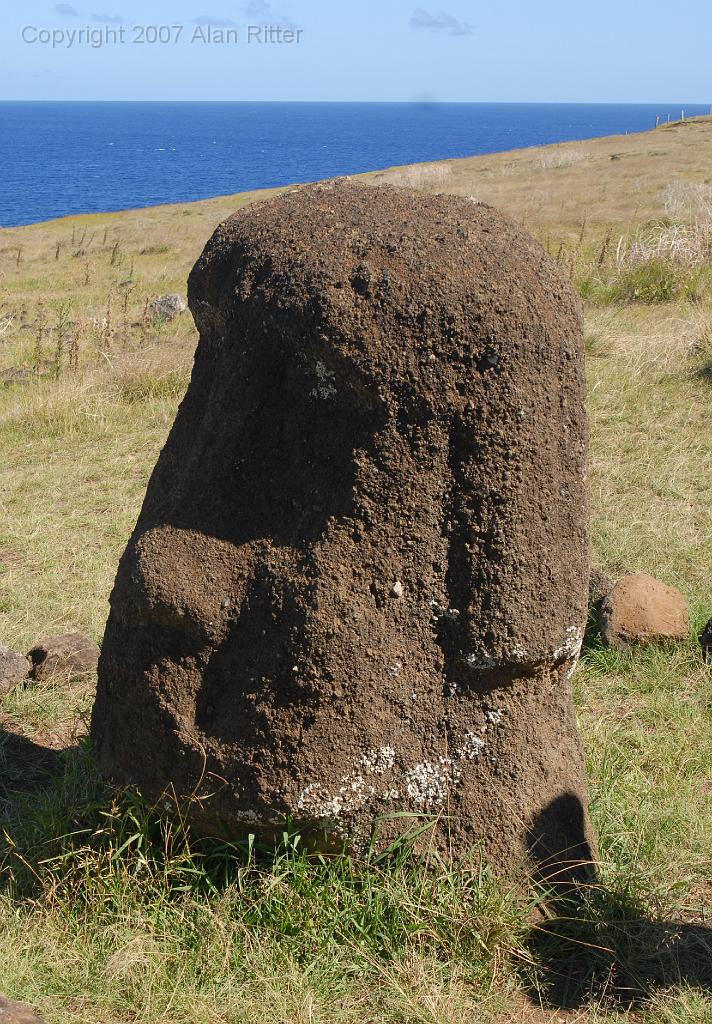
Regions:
[[193, 4, 300, 30], [243, 0, 273, 16], [410, 8, 473, 36]]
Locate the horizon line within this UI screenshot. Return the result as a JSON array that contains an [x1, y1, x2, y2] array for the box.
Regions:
[[1, 98, 710, 106]]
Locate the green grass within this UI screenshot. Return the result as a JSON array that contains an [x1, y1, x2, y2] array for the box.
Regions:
[[578, 259, 708, 305], [0, 749, 527, 1023], [579, 638, 711, 884], [1, 746, 710, 1024]]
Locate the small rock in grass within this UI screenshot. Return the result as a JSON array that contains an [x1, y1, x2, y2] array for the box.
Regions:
[[600, 572, 689, 649], [149, 293, 187, 323], [0, 645, 30, 697], [700, 617, 712, 661], [28, 632, 100, 683], [0, 993, 46, 1024]]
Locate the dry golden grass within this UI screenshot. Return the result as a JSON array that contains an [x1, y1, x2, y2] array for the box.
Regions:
[[371, 115, 712, 232], [0, 118, 711, 1024]]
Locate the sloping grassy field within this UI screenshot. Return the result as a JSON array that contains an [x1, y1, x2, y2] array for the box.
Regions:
[[0, 118, 710, 1024]]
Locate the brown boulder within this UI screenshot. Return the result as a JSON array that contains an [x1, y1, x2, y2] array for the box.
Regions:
[[92, 181, 595, 874], [0, 994, 46, 1024], [28, 632, 99, 683], [0, 645, 30, 697], [600, 572, 689, 649]]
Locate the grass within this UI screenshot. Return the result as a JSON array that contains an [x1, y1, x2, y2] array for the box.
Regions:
[[1, 746, 709, 1023], [0, 119, 711, 1022], [0, 754, 527, 1023], [578, 260, 707, 305]]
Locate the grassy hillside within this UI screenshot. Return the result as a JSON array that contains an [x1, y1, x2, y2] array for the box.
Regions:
[[0, 119, 710, 1024]]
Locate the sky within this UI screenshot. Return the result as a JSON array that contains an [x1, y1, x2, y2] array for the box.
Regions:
[[0, 0, 710, 102]]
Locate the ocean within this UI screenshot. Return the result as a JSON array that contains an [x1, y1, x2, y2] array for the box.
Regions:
[[1, 101, 708, 228]]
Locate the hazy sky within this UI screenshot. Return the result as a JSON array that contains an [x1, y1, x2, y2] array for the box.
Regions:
[[1, 0, 710, 102]]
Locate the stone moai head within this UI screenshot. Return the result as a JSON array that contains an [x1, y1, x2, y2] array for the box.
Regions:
[[92, 181, 595, 875]]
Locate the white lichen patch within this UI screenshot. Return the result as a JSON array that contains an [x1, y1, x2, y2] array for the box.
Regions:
[[403, 733, 487, 811], [508, 643, 530, 662], [563, 656, 580, 683], [358, 746, 396, 774], [297, 782, 356, 820], [311, 360, 337, 399], [429, 599, 460, 622], [297, 745, 396, 819], [469, 642, 528, 666], [458, 732, 486, 759], [550, 625, 584, 663], [296, 715, 503, 820], [401, 730, 489, 809], [466, 624, 584, 670], [232, 807, 286, 827], [404, 759, 454, 807]]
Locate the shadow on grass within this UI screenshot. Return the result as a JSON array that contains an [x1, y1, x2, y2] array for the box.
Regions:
[[697, 360, 712, 384], [0, 728, 74, 801], [0, 730, 249, 902], [0, 728, 87, 889], [524, 795, 712, 1010]]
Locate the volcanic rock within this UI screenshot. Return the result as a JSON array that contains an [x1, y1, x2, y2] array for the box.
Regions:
[[600, 572, 689, 649], [149, 293, 187, 322], [92, 181, 595, 874], [28, 632, 100, 683], [0, 994, 46, 1024], [0, 645, 30, 697]]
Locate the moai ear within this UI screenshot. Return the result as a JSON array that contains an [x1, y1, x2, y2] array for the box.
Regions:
[[92, 180, 595, 879]]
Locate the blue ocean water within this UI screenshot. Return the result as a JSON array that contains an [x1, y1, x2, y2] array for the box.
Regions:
[[1, 101, 708, 227]]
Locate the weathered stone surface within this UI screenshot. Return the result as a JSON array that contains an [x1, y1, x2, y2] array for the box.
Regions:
[[0, 645, 30, 697], [149, 293, 187, 322], [588, 567, 614, 608], [0, 994, 46, 1024], [28, 632, 100, 682], [92, 181, 594, 873], [700, 617, 712, 660], [600, 572, 689, 649]]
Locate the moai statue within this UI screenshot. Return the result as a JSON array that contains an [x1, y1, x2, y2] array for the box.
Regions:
[[93, 181, 595, 875]]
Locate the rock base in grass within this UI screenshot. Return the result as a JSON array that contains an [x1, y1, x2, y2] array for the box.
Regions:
[[700, 618, 712, 661], [28, 632, 99, 683]]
